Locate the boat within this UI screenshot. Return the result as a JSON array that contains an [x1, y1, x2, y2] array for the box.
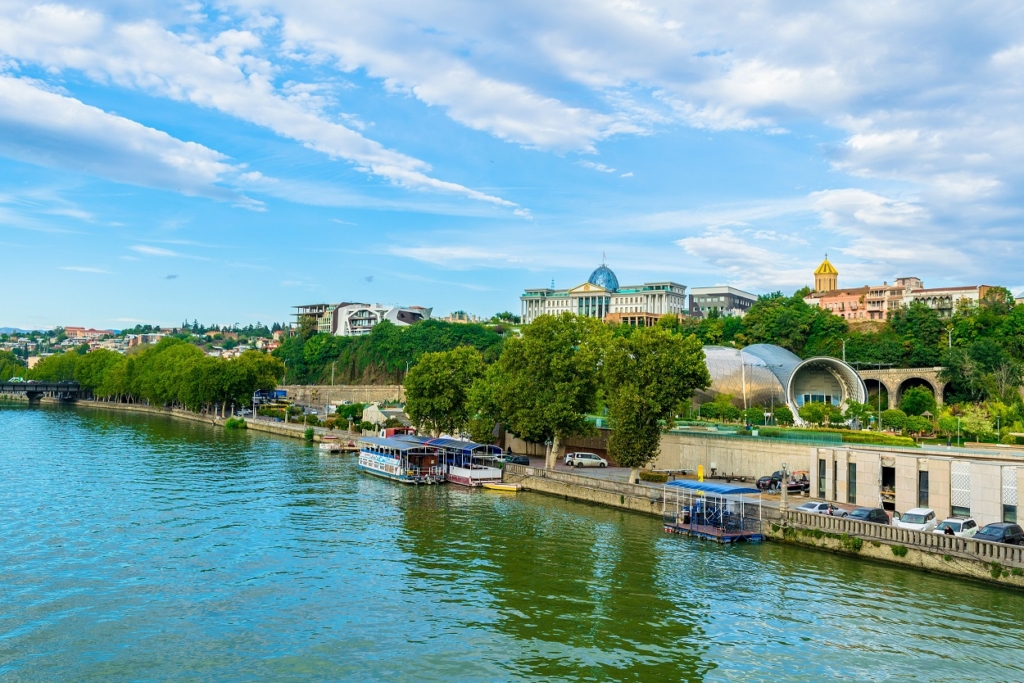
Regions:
[[319, 435, 342, 453], [357, 436, 443, 485], [482, 482, 521, 492], [395, 435, 504, 487]]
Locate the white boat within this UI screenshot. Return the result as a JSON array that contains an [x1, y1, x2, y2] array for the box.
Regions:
[[319, 435, 342, 453], [394, 436, 504, 487], [357, 437, 443, 484]]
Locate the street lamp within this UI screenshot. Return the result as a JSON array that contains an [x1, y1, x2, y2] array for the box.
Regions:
[[957, 416, 961, 447], [780, 461, 790, 514], [841, 338, 849, 362]]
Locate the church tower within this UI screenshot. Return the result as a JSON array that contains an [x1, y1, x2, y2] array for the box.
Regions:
[[814, 255, 839, 293]]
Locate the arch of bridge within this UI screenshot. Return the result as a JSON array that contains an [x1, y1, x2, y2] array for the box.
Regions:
[[855, 367, 946, 406]]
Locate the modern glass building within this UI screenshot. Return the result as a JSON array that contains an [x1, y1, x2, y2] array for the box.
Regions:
[[697, 344, 868, 420]]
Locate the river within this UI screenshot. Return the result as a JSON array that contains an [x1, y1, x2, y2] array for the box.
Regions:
[[2, 404, 1023, 681]]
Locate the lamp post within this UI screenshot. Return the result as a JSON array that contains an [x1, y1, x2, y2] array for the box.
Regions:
[[841, 338, 849, 362], [780, 461, 789, 514], [957, 416, 961, 447], [331, 361, 336, 386]]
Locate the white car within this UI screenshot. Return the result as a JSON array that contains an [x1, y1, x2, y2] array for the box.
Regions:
[[567, 452, 608, 468], [565, 451, 599, 466], [933, 517, 979, 538], [895, 507, 937, 532], [795, 501, 849, 517]]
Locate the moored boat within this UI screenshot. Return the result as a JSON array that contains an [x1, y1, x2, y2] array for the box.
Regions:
[[396, 435, 504, 487], [357, 437, 443, 484], [319, 435, 342, 453], [482, 482, 521, 492]]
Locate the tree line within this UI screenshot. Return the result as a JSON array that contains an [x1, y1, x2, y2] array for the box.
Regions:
[[403, 313, 711, 482], [273, 319, 506, 385], [27, 338, 282, 416]]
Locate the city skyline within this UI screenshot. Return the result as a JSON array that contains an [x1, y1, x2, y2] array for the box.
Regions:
[[4, 1, 1024, 328]]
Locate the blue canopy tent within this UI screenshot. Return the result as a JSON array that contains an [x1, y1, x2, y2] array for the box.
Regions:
[[662, 479, 764, 543]]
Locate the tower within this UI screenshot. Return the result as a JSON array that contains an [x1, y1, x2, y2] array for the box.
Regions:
[[814, 255, 838, 293]]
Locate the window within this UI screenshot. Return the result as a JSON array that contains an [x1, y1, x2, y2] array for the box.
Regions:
[[952, 505, 970, 517], [848, 463, 857, 504], [1005, 505, 1017, 524], [818, 459, 826, 498], [918, 471, 929, 507]]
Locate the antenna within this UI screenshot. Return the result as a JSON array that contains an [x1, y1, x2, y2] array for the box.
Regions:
[[551, 277, 555, 288], [602, 251, 606, 266]]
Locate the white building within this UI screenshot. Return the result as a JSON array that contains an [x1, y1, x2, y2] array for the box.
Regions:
[[688, 286, 758, 318], [520, 264, 687, 325]]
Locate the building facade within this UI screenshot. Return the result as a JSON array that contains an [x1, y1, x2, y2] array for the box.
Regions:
[[805, 258, 993, 320], [294, 303, 431, 337], [688, 286, 758, 318], [520, 264, 687, 325]]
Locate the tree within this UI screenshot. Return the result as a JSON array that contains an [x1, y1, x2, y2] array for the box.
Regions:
[[0, 350, 25, 381], [335, 403, 365, 422], [798, 402, 839, 427], [898, 386, 937, 417], [604, 328, 711, 483], [881, 408, 908, 432], [742, 406, 766, 426], [773, 405, 794, 426], [474, 313, 609, 469], [960, 404, 995, 441], [905, 415, 932, 435], [843, 400, 873, 426], [404, 347, 485, 436]]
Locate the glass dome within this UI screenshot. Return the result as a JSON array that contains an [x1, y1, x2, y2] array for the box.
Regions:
[[587, 265, 619, 292]]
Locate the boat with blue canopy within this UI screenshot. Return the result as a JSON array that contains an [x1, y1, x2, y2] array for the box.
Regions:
[[357, 436, 443, 485], [396, 435, 503, 486], [661, 479, 764, 543]]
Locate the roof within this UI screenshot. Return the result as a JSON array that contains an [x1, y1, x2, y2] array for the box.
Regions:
[[665, 479, 761, 495], [359, 436, 436, 452], [814, 257, 839, 275], [394, 435, 500, 454]]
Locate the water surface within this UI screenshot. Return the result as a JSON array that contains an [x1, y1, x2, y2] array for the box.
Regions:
[[2, 404, 1022, 681]]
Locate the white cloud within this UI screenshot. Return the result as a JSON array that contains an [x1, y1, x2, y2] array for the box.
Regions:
[[59, 266, 110, 273], [0, 75, 249, 202], [130, 244, 180, 257], [0, 4, 521, 210], [577, 160, 615, 173]]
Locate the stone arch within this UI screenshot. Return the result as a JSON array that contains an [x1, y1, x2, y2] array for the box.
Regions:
[[862, 378, 891, 411], [895, 377, 937, 408]]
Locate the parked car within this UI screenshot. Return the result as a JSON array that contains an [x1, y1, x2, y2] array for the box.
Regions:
[[975, 522, 1024, 545], [795, 501, 849, 517], [757, 471, 811, 492], [565, 451, 601, 466], [500, 454, 530, 466], [894, 507, 938, 532], [567, 452, 608, 468], [847, 507, 891, 524], [933, 517, 979, 538]]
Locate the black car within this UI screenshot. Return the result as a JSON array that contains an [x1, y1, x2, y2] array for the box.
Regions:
[[975, 523, 1024, 545], [756, 471, 810, 492], [502, 454, 530, 466], [847, 507, 890, 524]]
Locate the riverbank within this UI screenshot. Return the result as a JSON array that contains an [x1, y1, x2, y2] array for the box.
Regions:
[[502, 463, 1024, 589]]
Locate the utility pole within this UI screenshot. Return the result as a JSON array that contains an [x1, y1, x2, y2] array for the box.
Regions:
[[842, 338, 849, 362], [331, 362, 336, 386], [947, 327, 953, 348]]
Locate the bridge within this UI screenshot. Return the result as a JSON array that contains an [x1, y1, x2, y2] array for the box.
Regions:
[[0, 381, 81, 404], [855, 367, 946, 407]]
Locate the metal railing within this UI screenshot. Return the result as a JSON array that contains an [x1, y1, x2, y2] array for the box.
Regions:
[[786, 510, 1024, 567]]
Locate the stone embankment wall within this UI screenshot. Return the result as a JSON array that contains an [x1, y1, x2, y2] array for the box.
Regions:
[[502, 464, 671, 516], [654, 431, 812, 477], [279, 384, 405, 407]]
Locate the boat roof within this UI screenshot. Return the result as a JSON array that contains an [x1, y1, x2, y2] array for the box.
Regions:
[[359, 436, 437, 452], [394, 435, 501, 454], [665, 479, 761, 495]]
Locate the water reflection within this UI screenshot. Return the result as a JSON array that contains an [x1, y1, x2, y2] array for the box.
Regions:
[[3, 404, 1024, 682]]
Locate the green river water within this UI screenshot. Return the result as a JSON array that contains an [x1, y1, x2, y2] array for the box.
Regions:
[[2, 403, 1023, 682]]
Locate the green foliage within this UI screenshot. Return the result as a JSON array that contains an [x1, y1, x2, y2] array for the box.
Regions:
[[990, 561, 1005, 579], [0, 350, 26, 381], [273, 319, 503, 385], [224, 417, 247, 430], [737, 292, 848, 356], [840, 432, 916, 447], [605, 328, 711, 473], [899, 386, 937, 417], [742, 406, 766, 425], [798, 401, 843, 426], [304, 427, 315, 442], [404, 346, 485, 435], [335, 403, 365, 421], [472, 313, 608, 446], [639, 471, 669, 483], [881, 408, 908, 431], [960, 404, 995, 441], [891, 545, 909, 557], [358, 421, 375, 432], [840, 534, 863, 552], [904, 415, 933, 434], [700, 393, 742, 422], [773, 405, 794, 426], [1012, 568, 1023, 577]]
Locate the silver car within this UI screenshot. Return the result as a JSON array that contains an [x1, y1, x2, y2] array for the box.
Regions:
[[567, 452, 608, 468], [795, 501, 849, 517]]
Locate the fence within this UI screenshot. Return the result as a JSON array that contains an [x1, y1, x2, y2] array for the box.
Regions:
[[503, 463, 663, 502], [786, 510, 1024, 568]]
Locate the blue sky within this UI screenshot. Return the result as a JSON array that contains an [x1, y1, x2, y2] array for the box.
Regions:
[[3, 0, 1024, 329]]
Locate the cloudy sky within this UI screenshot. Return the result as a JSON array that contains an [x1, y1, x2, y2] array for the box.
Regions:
[[3, 0, 1024, 328]]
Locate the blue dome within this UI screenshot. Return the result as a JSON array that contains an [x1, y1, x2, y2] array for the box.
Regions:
[[587, 265, 619, 292]]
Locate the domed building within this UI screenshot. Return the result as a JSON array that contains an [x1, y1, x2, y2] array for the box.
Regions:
[[520, 262, 687, 325], [695, 343, 868, 423]]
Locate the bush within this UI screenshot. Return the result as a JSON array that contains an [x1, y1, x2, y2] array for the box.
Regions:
[[990, 561, 1005, 579], [1012, 567, 1023, 577], [358, 421, 375, 432], [840, 432, 917, 447], [891, 544, 908, 557], [304, 427, 315, 442], [224, 417, 247, 430], [840, 534, 863, 552], [881, 409, 908, 431], [639, 471, 669, 483]]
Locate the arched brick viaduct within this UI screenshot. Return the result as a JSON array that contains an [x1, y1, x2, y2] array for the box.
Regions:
[[856, 367, 946, 408]]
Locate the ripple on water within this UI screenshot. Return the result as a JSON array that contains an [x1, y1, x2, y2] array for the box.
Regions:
[[3, 405, 1024, 682]]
